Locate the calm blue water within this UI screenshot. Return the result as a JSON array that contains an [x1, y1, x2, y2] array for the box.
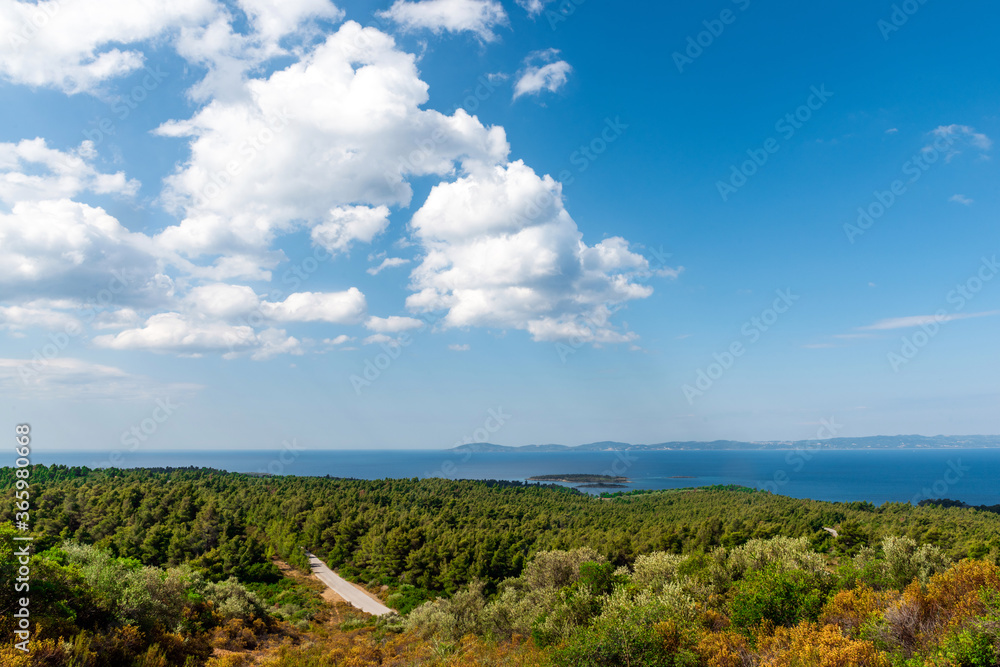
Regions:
[[33, 448, 1000, 506]]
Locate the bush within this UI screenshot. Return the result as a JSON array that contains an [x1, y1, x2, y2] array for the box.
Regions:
[[629, 552, 687, 592], [878, 559, 1000, 657], [405, 580, 486, 641], [474, 549, 608, 641], [726, 536, 828, 579], [384, 583, 436, 615], [820, 584, 900, 635], [852, 536, 951, 590], [554, 585, 699, 667], [520, 548, 604, 591], [530, 582, 602, 648], [729, 565, 828, 633], [203, 578, 268, 622], [696, 630, 752, 667], [755, 622, 889, 666]]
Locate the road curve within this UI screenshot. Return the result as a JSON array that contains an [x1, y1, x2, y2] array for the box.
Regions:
[[305, 551, 393, 616]]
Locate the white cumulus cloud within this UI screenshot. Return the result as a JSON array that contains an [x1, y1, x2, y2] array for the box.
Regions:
[[0, 199, 173, 304], [379, 0, 508, 42], [365, 315, 425, 333], [0, 138, 139, 203], [406, 160, 674, 343], [92, 311, 303, 359], [260, 289, 368, 324], [513, 49, 571, 100], [0, 0, 217, 93], [311, 205, 391, 255], [154, 20, 508, 279]]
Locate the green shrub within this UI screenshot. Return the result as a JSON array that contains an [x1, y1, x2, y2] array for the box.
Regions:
[[405, 580, 486, 640], [729, 565, 828, 633], [554, 586, 699, 667], [942, 629, 997, 667], [852, 536, 951, 590], [629, 552, 686, 592]]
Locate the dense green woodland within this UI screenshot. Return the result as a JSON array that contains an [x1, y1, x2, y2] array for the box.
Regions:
[[3, 466, 1000, 666], [2, 465, 999, 601]]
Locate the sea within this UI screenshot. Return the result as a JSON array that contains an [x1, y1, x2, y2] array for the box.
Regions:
[[33, 448, 1000, 506]]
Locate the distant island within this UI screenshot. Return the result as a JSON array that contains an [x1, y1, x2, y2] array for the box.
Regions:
[[528, 474, 630, 483], [451, 434, 1000, 452]]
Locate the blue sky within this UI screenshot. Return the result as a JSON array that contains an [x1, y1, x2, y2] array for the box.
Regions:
[[1, 0, 998, 452]]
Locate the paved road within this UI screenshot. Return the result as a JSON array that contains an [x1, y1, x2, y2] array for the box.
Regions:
[[306, 551, 393, 616]]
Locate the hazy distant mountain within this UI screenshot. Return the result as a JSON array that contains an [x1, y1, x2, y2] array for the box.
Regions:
[[573, 441, 633, 451], [450, 443, 569, 452], [449, 435, 1000, 452]]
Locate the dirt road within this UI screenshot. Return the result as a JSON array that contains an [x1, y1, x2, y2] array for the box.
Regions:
[[305, 551, 393, 616]]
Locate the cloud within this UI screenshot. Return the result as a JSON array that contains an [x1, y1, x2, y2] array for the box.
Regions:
[[323, 334, 353, 345], [93, 307, 142, 330], [0, 357, 201, 400], [172, 1, 351, 104], [514, 0, 553, 16], [406, 160, 675, 343], [949, 194, 974, 206], [311, 205, 391, 255], [448, 343, 470, 351], [92, 311, 303, 359], [513, 49, 572, 100], [378, 0, 508, 42], [0, 139, 178, 306], [365, 315, 425, 333], [260, 289, 367, 324], [185, 283, 261, 319], [236, 0, 344, 46], [154, 20, 508, 278], [859, 310, 1000, 331], [367, 257, 411, 275], [0, 0, 217, 93], [0, 305, 80, 332], [0, 10, 663, 361], [833, 333, 876, 340], [0, 0, 345, 99], [928, 124, 993, 162], [362, 333, 396, 345], [93, 312, 254, 354], [931, 124, 992, 151], [0, 138, 139, 203], [250, 327, 305, 359], [100, 285, 367, 358], [0, 199, 174, 304]]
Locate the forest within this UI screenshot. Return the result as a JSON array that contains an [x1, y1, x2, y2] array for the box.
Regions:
[[1, 465, 999, 666]]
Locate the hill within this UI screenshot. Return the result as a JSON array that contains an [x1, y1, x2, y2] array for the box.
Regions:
[[450, 434, 1000, 451]]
